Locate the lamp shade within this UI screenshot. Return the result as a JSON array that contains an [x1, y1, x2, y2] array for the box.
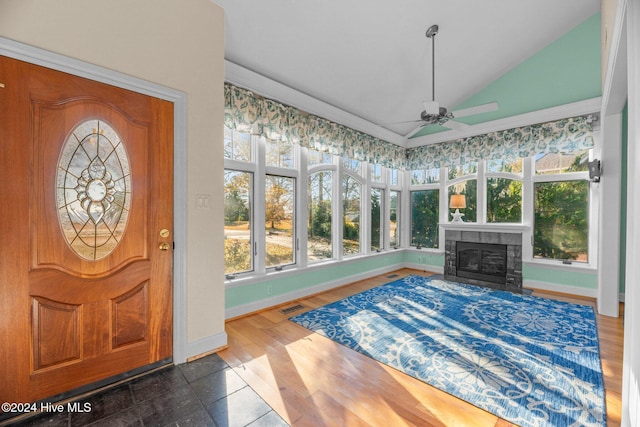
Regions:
[[449, 194, 466, 209]]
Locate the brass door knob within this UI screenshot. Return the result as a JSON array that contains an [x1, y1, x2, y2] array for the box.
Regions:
[[159, 242, 170, 251]]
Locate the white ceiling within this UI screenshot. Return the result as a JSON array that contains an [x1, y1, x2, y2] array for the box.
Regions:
[[214, 0, 601, 146]]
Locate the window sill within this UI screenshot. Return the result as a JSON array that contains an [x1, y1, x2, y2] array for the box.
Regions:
[[523, 258, 596, 273]]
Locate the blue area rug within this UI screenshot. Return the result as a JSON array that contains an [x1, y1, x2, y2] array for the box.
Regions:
[[289, 275, 606, 427]]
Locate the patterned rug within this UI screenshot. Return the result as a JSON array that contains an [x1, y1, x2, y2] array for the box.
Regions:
[[289, 275, 606, 427]]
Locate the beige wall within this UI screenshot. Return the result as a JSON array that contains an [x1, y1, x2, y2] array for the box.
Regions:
[[0, 0, 226, 352]]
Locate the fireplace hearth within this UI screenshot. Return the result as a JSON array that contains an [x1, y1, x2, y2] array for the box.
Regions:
[[444, 229, 522, 292]]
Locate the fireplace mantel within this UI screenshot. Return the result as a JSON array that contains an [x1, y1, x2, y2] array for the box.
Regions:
[[439, 223, 529, 234]]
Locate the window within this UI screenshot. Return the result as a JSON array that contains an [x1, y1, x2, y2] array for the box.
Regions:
[[447, 180, 477, 223], [343, 174, 362, 255], [370, 164, 383, 183], [308, 171, 333, 262], [411, 168, 440, 185], [534, 150, 590, 262], [371, 188, 383, 251], [486, 158, 523, 223], [308, 149, 333, 167], [389, 190, 400, 248], [410, 190, 439, 248], [224, 170, 253, 275], [265, 175, 295, 268], [224, 127, 251, 161], [389, 169, 400, 186], [265, 139, 294, 168], [343, 157, 362, 174], [447, 162, 477, 223]]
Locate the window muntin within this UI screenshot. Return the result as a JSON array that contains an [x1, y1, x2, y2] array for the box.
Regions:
[[224, 128, 252, 162], [343, 174, 362, 256], [534, 180, 589, 262], [307, 171, 333, 262], [224, 170, 253, 275], [371, 188, 383, 251], [265, 175, 295, 268], [389, 190, 400, 248], [410, 189, 439, 248]]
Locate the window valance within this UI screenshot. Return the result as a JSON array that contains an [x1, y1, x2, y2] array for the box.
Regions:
[[224, 83, 407, 169], [225, 83, 594, 171], [405, 116, 594, 170]]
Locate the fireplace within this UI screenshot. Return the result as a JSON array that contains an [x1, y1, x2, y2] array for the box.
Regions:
[[456, 241, 507, 284], [444, 229, 522, 292]]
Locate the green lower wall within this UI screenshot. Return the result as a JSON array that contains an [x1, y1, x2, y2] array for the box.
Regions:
[[225, 251, 601, 312], [403, 251, 445, 269], [225, 251, 405, 309], [522, 263, 597, 290]]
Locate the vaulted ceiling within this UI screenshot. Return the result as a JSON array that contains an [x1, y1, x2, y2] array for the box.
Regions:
[[214, 0, 602, 147]]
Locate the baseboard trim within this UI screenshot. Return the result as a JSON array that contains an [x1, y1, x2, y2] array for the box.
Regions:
[[524, 279, 597, 299], [403, 262, 444, 274], [183, 332, 228, 362]]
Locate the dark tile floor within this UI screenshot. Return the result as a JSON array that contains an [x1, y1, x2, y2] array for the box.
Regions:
[[6, 354, 289, 427]]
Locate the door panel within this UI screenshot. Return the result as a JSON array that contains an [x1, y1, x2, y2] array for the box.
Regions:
[[0, 56, 173, 405]]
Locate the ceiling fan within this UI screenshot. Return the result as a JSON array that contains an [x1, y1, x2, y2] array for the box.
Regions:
[[399, 24, 499, 138]]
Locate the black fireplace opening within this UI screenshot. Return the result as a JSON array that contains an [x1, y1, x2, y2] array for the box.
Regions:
[[456, 241, 507, 284]]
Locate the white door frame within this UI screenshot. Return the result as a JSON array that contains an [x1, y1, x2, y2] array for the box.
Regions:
[[0, 37, 189, 364]]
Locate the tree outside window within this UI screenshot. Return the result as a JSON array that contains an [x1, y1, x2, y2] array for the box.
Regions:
[[308, 171, 333, 262], [410, 190, 439, 248], [224, 170, 253, 275], [265, 175, 295, 268]]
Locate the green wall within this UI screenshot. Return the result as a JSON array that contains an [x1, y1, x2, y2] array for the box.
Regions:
[[225, 247, 602, 313], [415, 12, 602, 137], [225, 251, 405, 310], [522, 263, 597, 290], [403, 251, 444, 269]]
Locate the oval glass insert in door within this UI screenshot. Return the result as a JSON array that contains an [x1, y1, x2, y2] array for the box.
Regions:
[[56, 119, 131, 260]]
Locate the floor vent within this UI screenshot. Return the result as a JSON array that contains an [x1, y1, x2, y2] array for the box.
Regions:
[[281, 304, 305, 315], [387, 274, 399, 278]]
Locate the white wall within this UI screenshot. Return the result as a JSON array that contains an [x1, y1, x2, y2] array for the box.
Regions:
[[0, 0, 227, 360], [622, 1, 640, 425]]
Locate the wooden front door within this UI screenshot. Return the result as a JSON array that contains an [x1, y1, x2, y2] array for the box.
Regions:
[[0, 56, 173, 404]]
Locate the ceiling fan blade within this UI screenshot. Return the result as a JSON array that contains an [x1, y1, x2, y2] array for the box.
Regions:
[[404, 123, 427, 139], [423, 100, 440, 115], [441, 120, 470, 131], [382, 119, 423, 126], [451, 101, 499, 118]]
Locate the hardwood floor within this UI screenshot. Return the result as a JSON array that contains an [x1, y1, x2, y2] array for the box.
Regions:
[[218, 269, 624, 427]]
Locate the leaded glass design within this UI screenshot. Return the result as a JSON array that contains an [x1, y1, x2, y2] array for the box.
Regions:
[[56, 120, 131, 261]]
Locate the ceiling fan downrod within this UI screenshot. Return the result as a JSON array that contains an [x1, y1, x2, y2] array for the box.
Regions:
[[426, 24, 438, 103]]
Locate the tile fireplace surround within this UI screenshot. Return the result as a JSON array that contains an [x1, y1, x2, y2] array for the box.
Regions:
[[444, 227, 523, 293]]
